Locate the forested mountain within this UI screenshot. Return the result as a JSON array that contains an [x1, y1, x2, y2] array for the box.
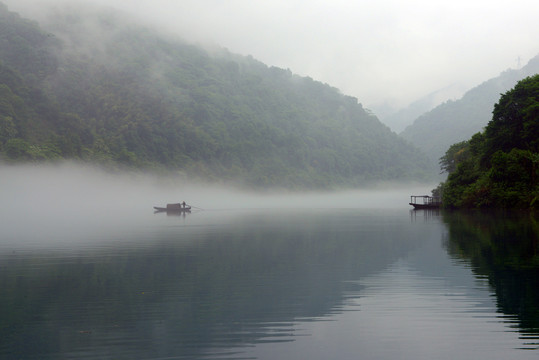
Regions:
[[437, 75, 539, 209], [400, 55, 539, 164], [0, 2, 434, 188]]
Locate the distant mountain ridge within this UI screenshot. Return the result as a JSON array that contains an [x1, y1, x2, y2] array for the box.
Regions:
[[0, 2, 434, 188], [400, 55, 539, 163], [375, 83, 468, 133]]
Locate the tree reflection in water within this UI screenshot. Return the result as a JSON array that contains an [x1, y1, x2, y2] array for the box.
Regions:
[[441, 210, 539, 345]]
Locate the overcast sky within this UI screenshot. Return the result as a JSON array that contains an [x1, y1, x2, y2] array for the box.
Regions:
[[6, 0, 539, 111]]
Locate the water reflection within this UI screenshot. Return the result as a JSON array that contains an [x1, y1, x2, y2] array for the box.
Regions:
[[0, 209, 425, 359], [409, 208, 441, 222], [441, 210, 539, 348], [2, 208, 539, 359]]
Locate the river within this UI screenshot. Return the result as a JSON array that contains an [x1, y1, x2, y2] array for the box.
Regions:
[[1, 166, 538, 359]]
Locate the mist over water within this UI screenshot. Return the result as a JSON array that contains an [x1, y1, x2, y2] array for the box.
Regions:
[[0, 162, 434, 246]]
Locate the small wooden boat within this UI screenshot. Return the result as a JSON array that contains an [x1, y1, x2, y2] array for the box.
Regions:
[[409, 195, 441, 209], [154, 203, 191, 213]]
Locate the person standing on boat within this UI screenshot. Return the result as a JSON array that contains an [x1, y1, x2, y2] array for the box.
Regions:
[[182, 201, 186, 208]]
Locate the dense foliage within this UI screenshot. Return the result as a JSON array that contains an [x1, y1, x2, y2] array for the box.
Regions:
[[401, 56, 539, 164], [438, 75, 539, 209], [0, 2, 434, 188]]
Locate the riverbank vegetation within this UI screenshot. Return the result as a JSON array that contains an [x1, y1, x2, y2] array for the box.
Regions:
[[435, 75, 539, 209]]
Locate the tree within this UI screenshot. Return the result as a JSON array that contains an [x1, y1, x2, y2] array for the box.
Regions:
[[439, 140, 469, 174], [483, 74, 539, 164], [439, 75, 539, 209], [5, 138, 31, 159]]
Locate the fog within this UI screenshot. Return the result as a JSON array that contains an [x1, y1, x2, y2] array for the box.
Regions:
[[4, 0, 539, 113], [0, 163, 433, 246]]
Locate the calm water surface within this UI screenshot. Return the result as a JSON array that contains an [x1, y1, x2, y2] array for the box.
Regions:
[[1, 203, 538, 359]]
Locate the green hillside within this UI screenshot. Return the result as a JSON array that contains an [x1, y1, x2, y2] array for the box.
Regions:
[[437, 75, 539, 209], [401, 56, 539, 164], [0, 2, 434, 188]]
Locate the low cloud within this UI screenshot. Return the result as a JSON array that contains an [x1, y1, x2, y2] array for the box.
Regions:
[[5, 0, 538, 111]]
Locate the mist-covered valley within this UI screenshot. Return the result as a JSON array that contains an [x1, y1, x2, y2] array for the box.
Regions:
[[3, 2, 539, 359], [0, 0, 537, 194]]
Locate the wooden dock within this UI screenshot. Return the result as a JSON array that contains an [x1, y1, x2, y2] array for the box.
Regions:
[[409, 195, 441, 209]]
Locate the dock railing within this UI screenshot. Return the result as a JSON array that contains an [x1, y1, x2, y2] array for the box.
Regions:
[[410, 195, 442, 206]]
